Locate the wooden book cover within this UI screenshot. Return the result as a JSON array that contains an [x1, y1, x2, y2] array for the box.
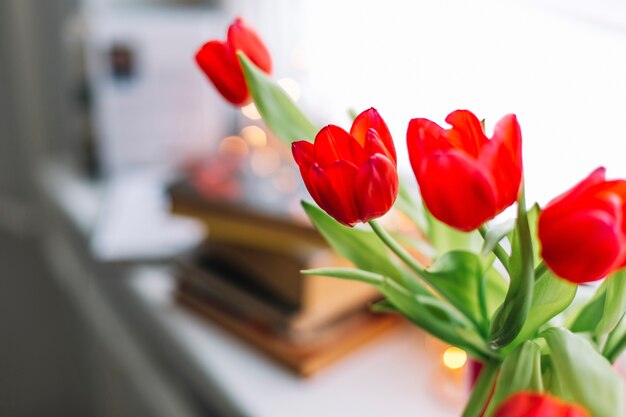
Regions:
[[168, 180, 325, 255], [176, 287, 400, 377], [176, 256, 381, 339]]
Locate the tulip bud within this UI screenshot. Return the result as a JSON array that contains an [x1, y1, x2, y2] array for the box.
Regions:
[[292, 108, 398, 227], [538, 167, 626, 283], [407, 110, 523, 231], [195, 18, 272, 106], [494, 392, 589, 417]]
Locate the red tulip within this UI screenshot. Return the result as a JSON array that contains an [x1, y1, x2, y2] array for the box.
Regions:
[[407, 110, 523, 231], [195, 18, 272, 106], [494, 392, 589, 417], [538, 168, 626, 283], [292, 108, 398, 227]]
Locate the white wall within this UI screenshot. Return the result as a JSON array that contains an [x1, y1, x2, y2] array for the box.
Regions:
[[263, 0, 626, 207]]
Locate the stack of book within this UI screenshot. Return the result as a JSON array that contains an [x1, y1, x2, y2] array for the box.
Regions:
[[169, 178, 399, 376]]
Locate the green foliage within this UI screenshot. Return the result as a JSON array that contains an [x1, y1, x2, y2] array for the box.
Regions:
[[597, 270, 626, 336], [395, 181, 430, 233], [238, 53, 317, 143], [505, 271, 577, 353], [543, 328, 624, 417], [483, 265, 508, 317], [379, 277, 494, 360], [304, 264, 495, 360], [462, 361, 499, 417], [569, 281, 607, 333], [423, 204, 482, 254], [489, 195, 535, 349], [301, 267, 384, 286], [484, 341, 543, 416], [604, 315, 626, 363], [480, 219, 514, 257], [302, 201, 427, 295], [422, 251, 491, 335]]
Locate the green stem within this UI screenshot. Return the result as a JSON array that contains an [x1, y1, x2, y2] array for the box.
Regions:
[[478, 225, 510, 273], [534, 262, 548, 280], [368, 219, 428, 279], [462, 361, 499, 417], [477, 274, 490, 339], [604, 315, 626, 363], [370, 219, 491, 341]]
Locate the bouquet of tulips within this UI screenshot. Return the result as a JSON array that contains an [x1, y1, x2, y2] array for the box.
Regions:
[[195, 18, 625, 417]]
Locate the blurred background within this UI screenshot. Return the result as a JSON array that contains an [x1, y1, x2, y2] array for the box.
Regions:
[[1, 0, 626, 416]]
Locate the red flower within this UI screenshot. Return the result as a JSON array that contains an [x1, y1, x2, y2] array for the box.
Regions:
[[494, 392, 589, 417], [407, 110, 523, 231], [538, 168, 626, 283], [195, 18, 272, 106], [292, 108, 398, 227]]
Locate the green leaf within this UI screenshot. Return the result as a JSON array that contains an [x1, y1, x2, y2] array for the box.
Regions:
[[604, 315, 626, 363], [424, 204, 482, 254], [395, 180, 430, 233], [484, 341, 543, 417], [569, 282, 607, 333], [302, 201, 427, 295], [423, 251, 490, 333], [238, 53, 318, 143], [489, 194, 535, 349], [543, 327, 624, 417], [379, 277, 494, 360], [505, 271, 577, 353], [597, 270, 626, 336], [480, 219, 515, 257], [305, 262, 496, 360], [370, 299, 396, 314], [484, 265, 508, 317], [462, 361, 499, 417], [301, 267, 384, 286], [526, 203, 542, 266]]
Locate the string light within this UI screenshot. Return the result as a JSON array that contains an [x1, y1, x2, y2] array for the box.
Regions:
[[218, 135, 248, 156], [241, 103, 262, 120], [241, 125, 267, 147], [442, 347, 467, 370], [277, 78, 302, 102]]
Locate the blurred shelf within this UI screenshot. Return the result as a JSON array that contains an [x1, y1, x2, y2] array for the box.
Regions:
[[37, 159, 465, 417]]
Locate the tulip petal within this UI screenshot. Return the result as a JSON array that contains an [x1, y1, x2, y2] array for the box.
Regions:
[[308, 161, 360, 226], [478, 114, 523, 210], [227, 18, 272, 74], [407, 118, 448, 159], [350, 108, 397, 163], [292, 140, 314, 169], [543, 168, 606, 220], [494, 392, 590, 417], [539, 168, 616, 238], [540, 208, 622, 283], [355, 154, 399, 222], [443, 110, 489, 158], [363, 129, 395, 165], [415, 150, 497, 231], [195, 40, 249, 105], [603, 180, 626, 247], [292, 140, 317, 200], [314, 125, 365, 167]]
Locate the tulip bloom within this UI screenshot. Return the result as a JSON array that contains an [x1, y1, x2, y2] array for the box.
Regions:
[[292, 108, 398, 227], [407, 110, 522, 231], [494, 392, 589, 417], [195, 18, 272, 106], [538, 168, 626, 283]]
